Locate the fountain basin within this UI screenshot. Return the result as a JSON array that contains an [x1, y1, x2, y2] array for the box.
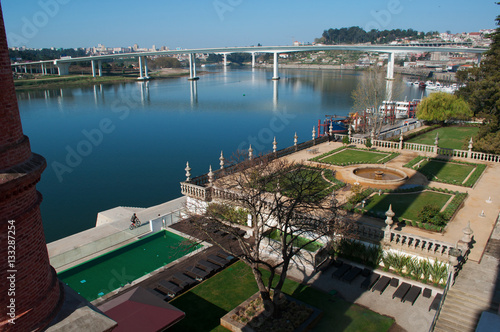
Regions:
[[352, 166, 407, 185]]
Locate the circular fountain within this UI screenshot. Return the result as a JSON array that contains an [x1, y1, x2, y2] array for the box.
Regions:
[[352, 166, 408, 185]]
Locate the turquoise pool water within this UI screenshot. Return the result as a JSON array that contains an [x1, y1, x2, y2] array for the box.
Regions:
[[58, 230, 201, 301]]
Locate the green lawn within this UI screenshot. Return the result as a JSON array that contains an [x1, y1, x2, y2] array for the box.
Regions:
[[319, 149, 393, 165], [169, 261, 394, 332], [417, 160, 475, 184], [406, 126, 479, 149], [363, 191, 452, 221]]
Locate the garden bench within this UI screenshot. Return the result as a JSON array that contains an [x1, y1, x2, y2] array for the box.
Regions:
[[360, 273, 380, 290], [392, 282, 411, 301], [372, 276, 391, 294]]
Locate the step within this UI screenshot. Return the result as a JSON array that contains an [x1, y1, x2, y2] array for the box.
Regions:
[[438, 310, 478, 328], [439, 304, 478, 325], [434, 316, 475, 332], [446, 290, 492, 308], [443, 292, 491, 311]]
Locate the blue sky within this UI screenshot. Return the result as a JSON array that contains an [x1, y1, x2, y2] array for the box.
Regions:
[[2, 0, 498, 49]]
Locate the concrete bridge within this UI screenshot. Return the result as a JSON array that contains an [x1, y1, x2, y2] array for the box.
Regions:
[[11, 44, 488, 81]]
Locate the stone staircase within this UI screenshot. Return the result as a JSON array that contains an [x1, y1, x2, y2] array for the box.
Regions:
[[434, 218, 500, 332], [434, 288, 499, 332]]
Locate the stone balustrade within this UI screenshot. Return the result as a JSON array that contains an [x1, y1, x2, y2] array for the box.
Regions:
[[180, 182, 210, 200], [388, 229, 454, 259], [373, 139, 399, 149], [469, 150, 500, 162], [353, 223, 384, 241]]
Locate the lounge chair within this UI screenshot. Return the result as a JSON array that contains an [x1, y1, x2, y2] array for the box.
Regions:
[[207, 254, 229, 267], [196, 260, 220, 273], [342, 267, 362, 284], [216, 250, 235, 262], [360, 272, 380, 290], [403, 286, 422, 305], [372, 276, 391, 294], [361, 268, 372, 277], [333, 263, 352, 279], [392, 282, 411, 301], [184, 266, 209, 281], [429, 293, 443, 311], [156, 280, 182, 297], [171, 273, 197, 289]]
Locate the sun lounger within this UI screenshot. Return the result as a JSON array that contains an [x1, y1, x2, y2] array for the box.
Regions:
[[360, 272, 380, 290], [342, 267, 362, 284], [196, 260, 220, 273], [184, 266, 209, 281], [361, 268, 372, 277], [156, 280, 182, 297], [217, 250, 235, 262], [171, 273, 197, 289], [429, 293, 443, 311], [207, 254, 230, 267], [392, 282, 411, 300], [333, 263, 352, 279], [372, 276, 391, 294], [403, 286, 422, 305]]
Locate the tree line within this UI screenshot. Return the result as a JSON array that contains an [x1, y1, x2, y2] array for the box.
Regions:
[[318, 26, 438, 45], [9, 48, 86, 62]]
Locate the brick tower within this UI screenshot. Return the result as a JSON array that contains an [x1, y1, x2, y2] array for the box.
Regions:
[[0, 4, 64, 331]]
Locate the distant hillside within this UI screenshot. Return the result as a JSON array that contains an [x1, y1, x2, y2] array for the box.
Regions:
[[317, 26, 438, 45]]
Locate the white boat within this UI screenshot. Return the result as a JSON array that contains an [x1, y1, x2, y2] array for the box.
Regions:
[[379, 98, 421, 119]]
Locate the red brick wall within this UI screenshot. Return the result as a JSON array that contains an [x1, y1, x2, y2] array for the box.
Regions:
[[0, 2, 63, 331]]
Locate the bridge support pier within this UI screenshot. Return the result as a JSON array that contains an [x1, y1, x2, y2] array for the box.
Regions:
[[91, 60, 96, 77], [251, 52, 255, 68], [223, 53, 228, 66], [55, 61, 70, 76], [272, 52, 280, 80], [98, 60, 102, 77], [137, 56, 150, 80], [386, 52, 395, 80], [188, 53, 199, 81]]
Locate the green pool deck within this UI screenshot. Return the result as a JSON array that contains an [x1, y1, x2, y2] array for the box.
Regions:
[[58, 230, 203, 302]]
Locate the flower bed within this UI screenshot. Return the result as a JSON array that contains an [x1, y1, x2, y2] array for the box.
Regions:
[[221, 291, 322, 332]]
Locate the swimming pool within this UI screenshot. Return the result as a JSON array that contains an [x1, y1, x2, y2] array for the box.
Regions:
[[58, 230, 202, 301]]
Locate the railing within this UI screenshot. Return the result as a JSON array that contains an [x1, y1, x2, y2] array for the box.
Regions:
[[181, 182, 210, 200], [403, 142, 435, 153], [469, 150, 500, 162], [373, 139, 400, 149], [429, 270, 453, 332], [353, 223, 384, 242], [388, 230, 454, 259]]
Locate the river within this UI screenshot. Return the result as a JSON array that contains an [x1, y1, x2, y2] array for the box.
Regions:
[[16, 67, 424, 242]]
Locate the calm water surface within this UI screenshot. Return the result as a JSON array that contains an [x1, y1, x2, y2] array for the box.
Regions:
[[17, 67, 422, 242]]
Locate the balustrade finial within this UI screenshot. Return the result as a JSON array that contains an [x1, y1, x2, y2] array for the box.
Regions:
[[185, 161, 191, 182], [219, 150, 225, 169]]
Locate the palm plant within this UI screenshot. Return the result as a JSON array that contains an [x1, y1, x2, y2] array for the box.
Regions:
[[429, 260, 449, 285], [392, 253, 411, 275]]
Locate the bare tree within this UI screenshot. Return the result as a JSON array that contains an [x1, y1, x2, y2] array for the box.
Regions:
[[351, 66, 404, 136], [185, 154, 352, 317]]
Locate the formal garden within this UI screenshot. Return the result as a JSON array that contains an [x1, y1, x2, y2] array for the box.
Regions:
[[310, 146, 399, 166], [404, 156, 486, 187]]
